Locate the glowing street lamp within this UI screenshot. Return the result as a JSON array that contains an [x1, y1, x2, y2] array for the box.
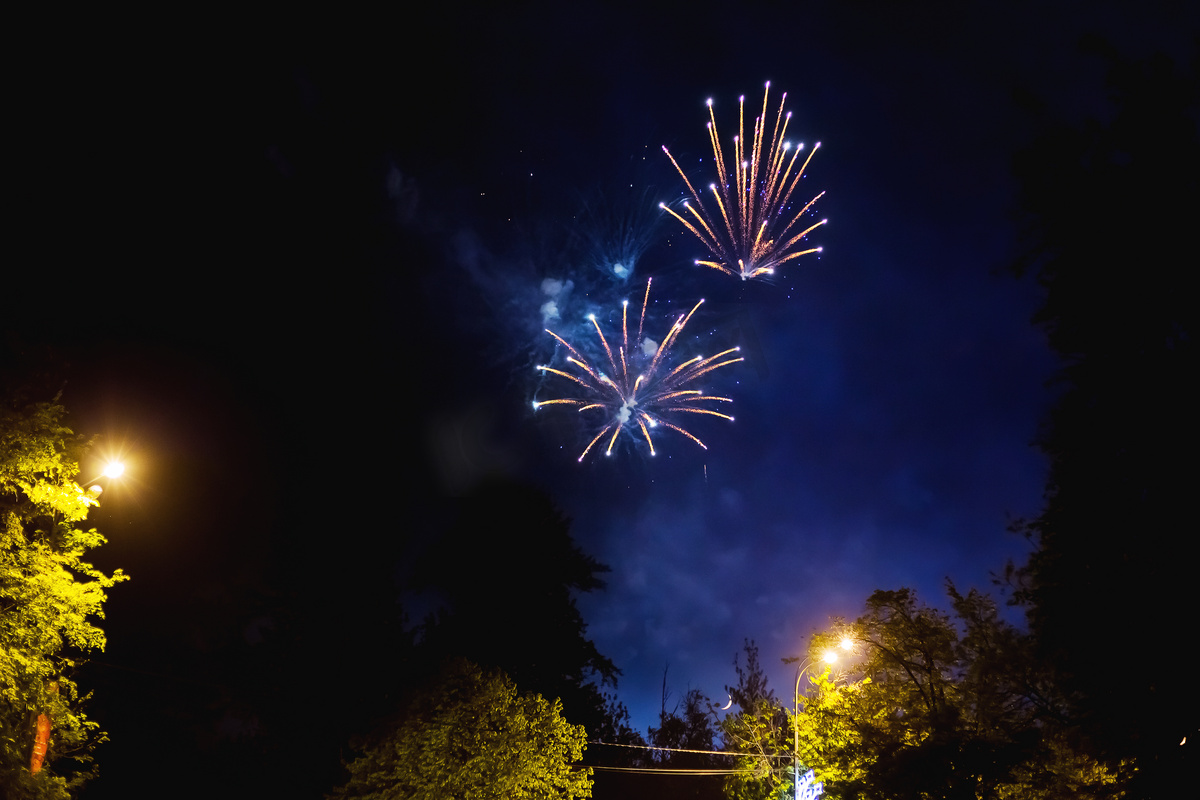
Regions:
[[87, 461, 126, 496], [787, 633, 858, 797], [791, 650, 839, 800]]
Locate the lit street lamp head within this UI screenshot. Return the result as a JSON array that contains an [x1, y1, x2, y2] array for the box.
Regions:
[[88, 461, 127, 495]]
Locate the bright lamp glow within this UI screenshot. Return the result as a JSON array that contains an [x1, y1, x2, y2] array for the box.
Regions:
[[102, 462, 125, 479]]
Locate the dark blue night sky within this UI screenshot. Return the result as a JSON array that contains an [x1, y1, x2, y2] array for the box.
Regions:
[[7, 2, 1197, 795]]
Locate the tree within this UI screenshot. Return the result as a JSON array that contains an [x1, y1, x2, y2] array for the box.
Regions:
[[648, 686, 718, 768], [646, 677, 724, 800], [719, 641, 791, 800], [592, 692, 648, 767], [794, 587, 1125, 799], [327, 659, 592, 800], [585, 694, 653, 800], [0, 399, 128, 799], [411, 479, 619, 733], [1007, 41, 1199, 796]]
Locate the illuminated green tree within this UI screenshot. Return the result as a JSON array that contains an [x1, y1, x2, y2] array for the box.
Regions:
[[794, 587, 1126, 799], [328, 659, 592, 800], [0, 399, 128, 799]]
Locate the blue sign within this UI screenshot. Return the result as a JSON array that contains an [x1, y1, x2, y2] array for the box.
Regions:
[[796, 768, 824, 800]]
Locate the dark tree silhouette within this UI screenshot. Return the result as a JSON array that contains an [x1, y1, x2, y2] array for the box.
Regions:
[[1008, 38, 1200, 796], [649, 685, 718, 769], [721, 641, 791, 800], [410, 478, 618, 734], [646, 675, 725, 800]]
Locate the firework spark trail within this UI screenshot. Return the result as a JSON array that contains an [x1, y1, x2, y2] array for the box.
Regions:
[[533, 278, 744, 461], [660, 82, 827, 281]]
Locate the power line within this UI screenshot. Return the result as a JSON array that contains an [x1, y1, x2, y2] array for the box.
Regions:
[[588, 740, 792, 759], [589, 740, 737, 757], [590, 765, 748, 775]]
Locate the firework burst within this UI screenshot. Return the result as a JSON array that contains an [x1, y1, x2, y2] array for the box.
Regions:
[[533, 278, 743, 461], [660, 82, 827, 281]]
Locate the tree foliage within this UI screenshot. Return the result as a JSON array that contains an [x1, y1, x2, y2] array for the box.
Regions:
[[1007, 42, 1199, 796], [719, 641, 791, 800], [794, 587, 1126, 800], [328, 659, 592, 800], [647, 685, 718, 769], [592, 693, 648, 767], [411, 479, 618, 734], [646, 678, 724, 800], [0, 399, 128, 799]]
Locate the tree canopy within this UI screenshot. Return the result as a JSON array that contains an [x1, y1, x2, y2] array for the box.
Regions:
[[328, 659, 592, 800], [1007, 43, 1199, 796], [793, 587, 1126, 799], [720, 641, 792, 800], [0, 399, 128, 799], [645, 678, 724, 800], [410, 479, 618, 733]]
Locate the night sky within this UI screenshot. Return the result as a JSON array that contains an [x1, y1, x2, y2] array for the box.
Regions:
[[8, 3, 1197, 795]]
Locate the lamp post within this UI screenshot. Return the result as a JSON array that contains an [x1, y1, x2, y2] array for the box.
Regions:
[[793, 654, 831, 799], [792, 637, 854, 798]]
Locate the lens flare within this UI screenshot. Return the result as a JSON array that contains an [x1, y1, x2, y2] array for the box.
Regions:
[[534, 278, 743, 461], [661, 82, 827, 281]]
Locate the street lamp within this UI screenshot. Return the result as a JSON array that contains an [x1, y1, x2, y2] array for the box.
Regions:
[[792, 652, 835, 799], [87, 461, 126, 496], [791, 637, 854, 798]]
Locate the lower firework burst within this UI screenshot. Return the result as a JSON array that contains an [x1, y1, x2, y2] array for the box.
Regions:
[[533, 278, 743, 462]]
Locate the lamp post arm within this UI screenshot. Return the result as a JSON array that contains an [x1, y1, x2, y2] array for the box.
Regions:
[[793, 658, 817, 800]]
